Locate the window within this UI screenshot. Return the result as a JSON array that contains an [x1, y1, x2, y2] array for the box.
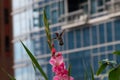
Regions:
[[58, 1, 64, 16], [68, 30, 74, 49], [69, 51, 85, 79], [108, 54, 113, 60], [75, 29, 81, 48], [39, 14, 44, 27], [15, 68, 22, 80], [92, 48, 98, 53], [107, 45, 113, 51], [99, 24, 105, 44], [106, 22, 113, 42], [51, 2, 57, 8], [5, 36, 10, 51], [93, 56, 99, 73], [83, 27, 90, 47], [40, 37, 45, 54], [33, 18, 39, 27], [47, 64, 53, 79], [115, 44, 120, 63], [14, 42, 22, 62], [63, 33, 67, 50], [45, 5, 50, 20], [105, 0, 110, 2], [91, 0, 97, 14], [99, 46, 106, 52], [91, 26, 98, 45], [51, 10, 58, 24], [97, 0, 104, 7], [114, 19, 120, 41], [4, 8, 9, 24], [67, 0, 81, 12]]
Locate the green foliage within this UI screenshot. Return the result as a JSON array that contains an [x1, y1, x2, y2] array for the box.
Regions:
[[113, 51, 120, 55], [90, 65, 95, 80], [68, 64, 71, 76], [96, 63, 108, 75], [96, 51, 120, 80], [96, 59, 117, 76], [109, 65, 120, 80], [0, 68, 16, 80], [82, 60, 95, 80], [43, 10, 52, 50], [21, 41, 48, 80]]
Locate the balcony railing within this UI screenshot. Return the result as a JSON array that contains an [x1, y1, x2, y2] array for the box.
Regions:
[[59, 9, 88, 24], [105, 0, 120, 13], [60, 0, 120, 29]]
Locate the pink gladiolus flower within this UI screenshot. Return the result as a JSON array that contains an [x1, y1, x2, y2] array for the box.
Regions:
[[50, 52, 63, 66], [49, 46, 74, 80], [51, 44, 56, 56]]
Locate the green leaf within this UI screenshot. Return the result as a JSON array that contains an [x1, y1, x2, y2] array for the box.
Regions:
[[82, 61, 89, 80], [0, 68, 16, 80], [21, 41, 48, 80], [109, 65, 120, 80], [43, 10, 52, 50], [68, 64, 71, 76], [90, 65, 95, 80], [96, 63, 108, 75], [113, 51, 120, 55], [32, 62, 37, 72]]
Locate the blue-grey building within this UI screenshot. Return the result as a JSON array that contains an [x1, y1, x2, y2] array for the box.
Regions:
[[12, 0, 120, 80]]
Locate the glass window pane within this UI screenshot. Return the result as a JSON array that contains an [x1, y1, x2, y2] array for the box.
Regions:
[[115, 44, 120, 63], [114, 19, 120, 41], [107, 45, 113, 51], [108, 54, 113, 60], [68, 30, 74, 49], [63, 32, 67, 50], [39, 14, 44, 27], [99, 46, 106, 52], [75, 29, 81, 48], [97, 0, 104, 6], [15, 68, 22, 80], [93, 56, 99, 73], [51, 2, 57, 8], [14, 43, 22, 62], [106, 22, 113, 42], [92, 48, 98, 53], [99, 24, 105, 44], [91, 26, 98, 45], [12, 0, 20, 9], [91, 0, 97, 14], [45, 5, 50, 20], [83, 27, 90, 47], [40, 36, 45, 54], [59, 1, 64, 16], [52, 10, 58, 24]]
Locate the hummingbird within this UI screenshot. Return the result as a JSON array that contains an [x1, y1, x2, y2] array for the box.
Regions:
[[53, 29, 65, 46]]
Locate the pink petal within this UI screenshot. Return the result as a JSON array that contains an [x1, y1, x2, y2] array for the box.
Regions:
[[53, 76, 60, 80]]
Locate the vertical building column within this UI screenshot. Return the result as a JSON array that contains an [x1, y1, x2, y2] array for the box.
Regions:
[[64, 0, 68, 23], [0, 0, 6, 80], [88, 0, 91, 18], [0, 0, 5, 62]]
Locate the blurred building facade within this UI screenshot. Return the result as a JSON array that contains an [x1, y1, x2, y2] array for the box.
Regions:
[[0, 0, 14, 80], [12, 0, 120, 80]]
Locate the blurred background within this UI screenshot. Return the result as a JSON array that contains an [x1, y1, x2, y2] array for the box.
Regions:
[[1, 0, 120, 80]]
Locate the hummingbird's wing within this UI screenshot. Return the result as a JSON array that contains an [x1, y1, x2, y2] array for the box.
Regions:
[[60, 29, 65, 37]]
